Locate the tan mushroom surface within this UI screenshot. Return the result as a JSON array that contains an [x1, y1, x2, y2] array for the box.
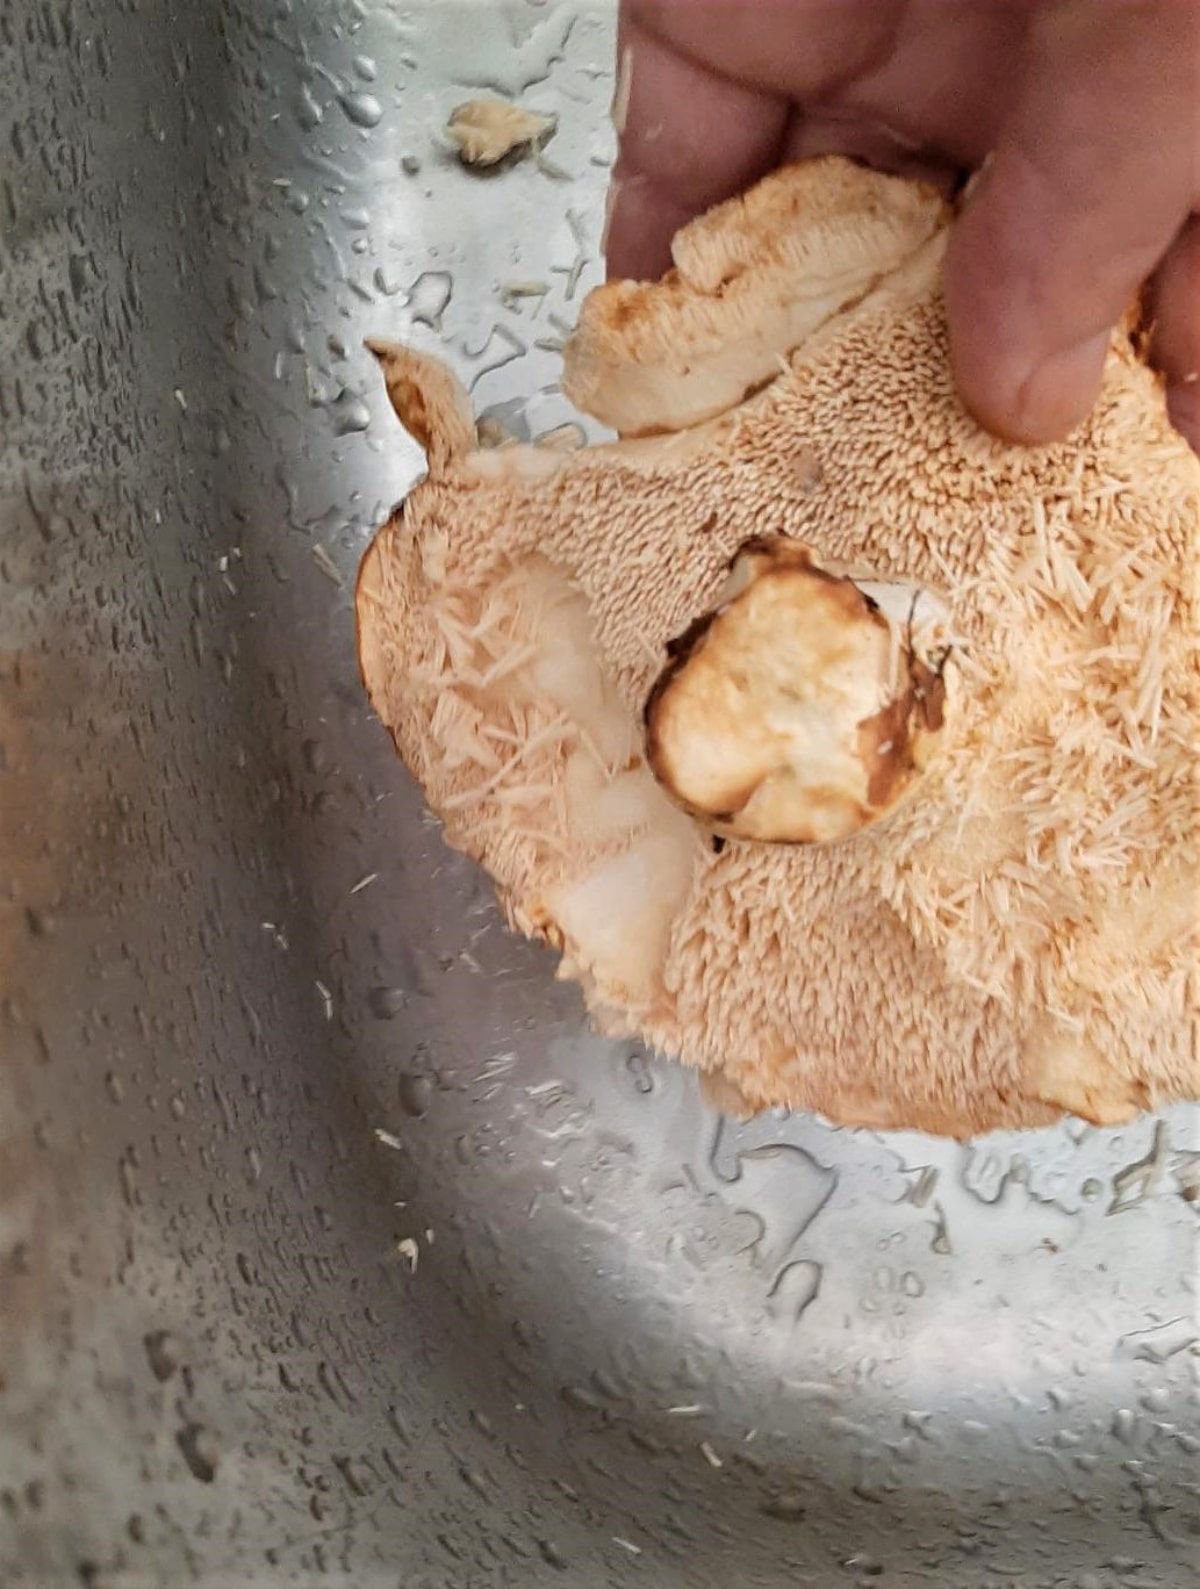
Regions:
[[444, 98, 556, 167], [356, 157, 1199, 1138]]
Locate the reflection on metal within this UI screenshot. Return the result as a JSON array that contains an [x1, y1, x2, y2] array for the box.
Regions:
[[0, 1, 1196, 1584]]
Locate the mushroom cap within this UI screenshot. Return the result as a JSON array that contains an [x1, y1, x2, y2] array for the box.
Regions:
[[356, 157, 1199, 1137]]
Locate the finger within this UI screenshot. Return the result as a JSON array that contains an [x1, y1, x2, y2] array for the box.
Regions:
[[622, 0, 901, 101], [604, 12, 788, 280], [780, 107, 964, 197], [1149, 212, 1200, 451], [945, 0, 1199, 445]]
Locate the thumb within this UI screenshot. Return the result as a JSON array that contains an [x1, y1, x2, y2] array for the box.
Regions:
[[945, 0, 1199, 445], [603, 11, 788, 280]]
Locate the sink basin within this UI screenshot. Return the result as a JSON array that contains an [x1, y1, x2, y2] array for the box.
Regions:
[[2, 3, 1196, 1584]]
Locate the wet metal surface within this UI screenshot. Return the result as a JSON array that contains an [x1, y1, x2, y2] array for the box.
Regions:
[[1, 3, 1197, 1584]]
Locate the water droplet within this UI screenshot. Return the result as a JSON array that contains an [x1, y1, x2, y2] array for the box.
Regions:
[[477, 398, 531, 444], [373, 265, 406, 297], [118, 1151, 139, 1209], [176, 1422, 218, 1483], [561, 1383, 603, 1411], [333, 1455, 371, 1497], [398, 1073, 433, 1118], [960, 1147, 1008, 1205], [301, 738, 327, 775], [407, 270, 453, 331], [622, 1048, 654, 1094], [352, 55, 378, 82], [252, 265, 279, 305], [1116, 1317, 1198, 1362], [295, 86, 323, 130], [143, 1330, 182, 1382], [1111, 1407, 1139, 1445], [904, 1165, 939, 1207], [368, 986, 406, 1020], [537, 1540, 568, 1571], [725, 1142, 836, 1271], [1109, 1121, 1167, 1213], [929, 1206, 952, 1254], [104, 1072, 125, 1104], [68, 253, 92, 301], [759, 1494, 806, 1522], [332, 391, 371, 435], [458, 1464, 489, 1497], [339, 91, 383, 129], [767, 1260, 822, 1324]]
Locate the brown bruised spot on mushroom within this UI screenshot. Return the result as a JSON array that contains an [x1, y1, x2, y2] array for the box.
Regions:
[[445, 98, 556, 168], [644, 535, 954, 844]]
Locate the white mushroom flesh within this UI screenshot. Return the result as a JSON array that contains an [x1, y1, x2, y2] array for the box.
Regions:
[[645, 536, 954, 843], [411, 548, 698, 1013]]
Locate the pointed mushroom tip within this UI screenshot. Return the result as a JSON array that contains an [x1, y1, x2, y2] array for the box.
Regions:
[[364, 336, 398, 362]]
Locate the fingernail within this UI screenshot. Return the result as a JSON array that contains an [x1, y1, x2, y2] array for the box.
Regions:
[[958, 151, 995, 207], [600, 179, 619, 260], [1011, 330, 1111, 443], [611, 44, 633, 134]]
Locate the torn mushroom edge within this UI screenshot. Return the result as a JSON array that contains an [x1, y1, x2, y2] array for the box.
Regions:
[[642, 535, 955, 841]]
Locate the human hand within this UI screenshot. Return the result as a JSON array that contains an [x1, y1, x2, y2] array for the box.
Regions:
[[604, 0, 1200, 451]]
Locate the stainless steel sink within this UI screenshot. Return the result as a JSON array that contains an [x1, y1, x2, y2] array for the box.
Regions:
[[2, 3, 1197, 1584]]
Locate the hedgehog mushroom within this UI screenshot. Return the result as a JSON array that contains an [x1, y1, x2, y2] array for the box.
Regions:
[[356, 157, 1199, 1138]]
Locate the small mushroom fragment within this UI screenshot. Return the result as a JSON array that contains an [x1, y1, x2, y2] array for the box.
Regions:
[[645, 536, 952, 843], [445, 98, 556, 167]]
